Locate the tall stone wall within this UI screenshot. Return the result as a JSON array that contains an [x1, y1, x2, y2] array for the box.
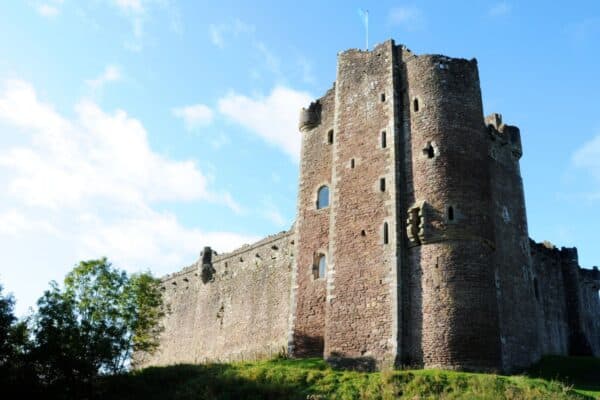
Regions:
[[579, 267, 600, 355], [402, 52, 501, 371], [324, 41, 398, 369], [137, 231, 295, 367], [487, 115, 541, 371], [530, 241, 600, 358], [291, 87, 335, 357], [530, 241, 570, 356]]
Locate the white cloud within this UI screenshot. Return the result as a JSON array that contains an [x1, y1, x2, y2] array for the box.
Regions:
[[208, 19, 255, 48], [77, 208, 257, 269], [114, 0, 144, 13], [110, 0, 183, 51], [261, 199, 286, 228], [489, 2, 511, 17], [573, 133, 600, 180], [298, 56, 315, 85], [0, 209, 60, 237], [0, 78, 241, 210], [209, 132, 230, 150], [388, 6, 424, 31], [0, 79, 256, 314], [172, 104, 214, 130], [35, 0, 64, 18], [85, 65, 122, 91], [255, 41, 281, 76], [218, 86, 312, 162]]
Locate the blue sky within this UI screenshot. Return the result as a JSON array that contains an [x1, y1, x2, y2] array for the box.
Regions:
[[0, 0, 599, 316]]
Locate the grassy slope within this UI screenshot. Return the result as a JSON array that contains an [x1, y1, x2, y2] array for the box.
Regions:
[[97, 357, 600, 400]]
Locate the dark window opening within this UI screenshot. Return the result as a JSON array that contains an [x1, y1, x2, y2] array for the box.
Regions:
[[361, 230, 366, 237], [381, 131, 387, 148], [350, 159, 355, 169], [328, 129, 334, 144], [413, 98, 419, 112], [380, 178, 386, 192], [383, 222, 389, 244], [448, 206, 454, 221], [424, 142, 435, 158], [534, 278, 540, 301], [313, 254, 326, 279], [317, 185, 329, 209], [381, 93, 386, 102]]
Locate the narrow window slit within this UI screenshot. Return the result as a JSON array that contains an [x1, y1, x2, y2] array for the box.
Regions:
[[328, 129, 334, 144], [381, 131, 387, 148], [380, 93, 386, 102], [350, 159, 355, 169], [380, 178, 386, 192], [383, 222, 389, 244], [448, 206, 454, 221], [413, 98, 419, 112]]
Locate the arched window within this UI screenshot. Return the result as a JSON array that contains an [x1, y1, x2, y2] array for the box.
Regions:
[[317, 186, 329, 209], [313, 254, 326, 279], [318, 254, 326, 279]]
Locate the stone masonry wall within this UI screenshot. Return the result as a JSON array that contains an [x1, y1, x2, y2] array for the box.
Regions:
[[530, 241, 569, 356], [488, 116, 541, 371], [324, 41, 398, 369], [579, 267, 600, 355], [292, 87, 335, 356], [137, 230, 294, 367], [402, 52, 501, 371]]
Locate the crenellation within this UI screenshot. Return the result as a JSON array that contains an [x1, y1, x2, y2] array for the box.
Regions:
[[137, 39, 600, 372]]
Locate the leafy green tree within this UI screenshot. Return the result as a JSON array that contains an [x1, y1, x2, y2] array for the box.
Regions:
[[0, 284, 17, 366], [30, 258, 164, 394], [0, 284, 33, 391]]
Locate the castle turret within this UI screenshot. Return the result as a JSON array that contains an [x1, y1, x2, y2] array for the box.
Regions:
[[402, 54, 501, 370]]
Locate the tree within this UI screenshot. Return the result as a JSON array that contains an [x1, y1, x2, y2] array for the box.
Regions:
[[30, 258, 164, 394], [0, 284, 33, 391]]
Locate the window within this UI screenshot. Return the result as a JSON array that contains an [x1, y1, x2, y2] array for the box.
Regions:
[[424, 142, 435, 159], [328, 129, 334, 144], [317, 185, 329, 209], [447, 206, 454, 221], [381, 131, 387, 148], [314, 254, 326, 279], [380, 93, 386, 102], [350, 159, 355, 169], [380, 178, 386, 192], [383, 222, 389, 244], [413, 98, 419, 112]]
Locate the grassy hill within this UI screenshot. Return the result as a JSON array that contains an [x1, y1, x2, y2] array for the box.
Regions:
[[96, 356, 600, 399]]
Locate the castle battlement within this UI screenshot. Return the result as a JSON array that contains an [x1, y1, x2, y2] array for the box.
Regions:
[[138, 40, 600, 372]]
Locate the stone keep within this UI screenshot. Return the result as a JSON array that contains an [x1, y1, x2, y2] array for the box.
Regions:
[[138, 40, 600, 372]]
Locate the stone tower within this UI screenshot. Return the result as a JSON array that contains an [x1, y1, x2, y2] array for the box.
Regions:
[[291, 39, 539, 371]]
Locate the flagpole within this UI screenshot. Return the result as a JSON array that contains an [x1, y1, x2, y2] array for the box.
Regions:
[[365, 10, 369, 50]]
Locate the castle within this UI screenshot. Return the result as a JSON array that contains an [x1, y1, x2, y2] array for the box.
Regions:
[[138, 40, 600, 372]]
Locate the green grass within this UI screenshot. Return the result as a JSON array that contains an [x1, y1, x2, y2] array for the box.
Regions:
[[96, 356, 600, 399], [527, 356, 600, 398]]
